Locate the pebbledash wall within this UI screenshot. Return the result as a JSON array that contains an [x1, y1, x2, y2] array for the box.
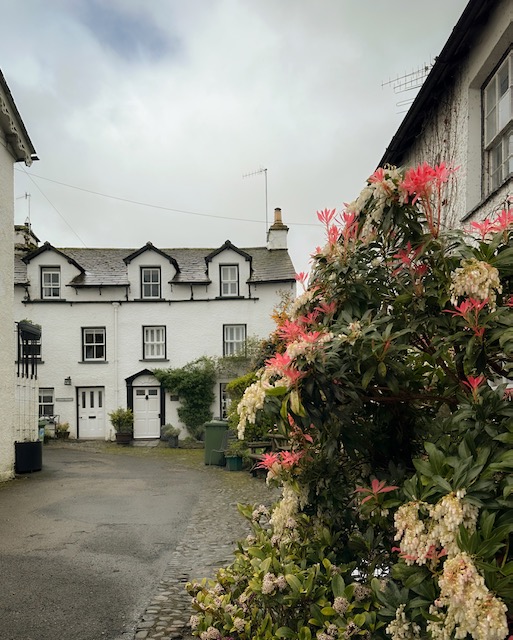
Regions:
[[1, 69, 37, 480], [13, 209, 296, 440], [379, 0, 512, 229]]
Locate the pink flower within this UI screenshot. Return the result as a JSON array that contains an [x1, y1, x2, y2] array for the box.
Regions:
[[277, 320, 305, 342], [316, 208, 337, 227], [295, 272, 309, 291], [279, 450, 303, 468], [401, 162, 457, 238], [444, 298, 488, 338], [266, 352, 292, 370], [462, 375, 486, 401], [470, 218, 496, 240], [256, 452, 280, 469], [491, 208, 513, 232], [355, 478, 398, 504]]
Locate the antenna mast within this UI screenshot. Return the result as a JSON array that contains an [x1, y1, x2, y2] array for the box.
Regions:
[[243, 167, 268, 230], [382, 62, 433, 112]]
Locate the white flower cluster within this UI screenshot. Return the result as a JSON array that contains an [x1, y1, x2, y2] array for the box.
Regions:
[[236, 372, 271, 439], [189, 615, 200, 630], [394, 491, 478, 566], [252, 504, 270, 521], [286, 332, 333, 362], [290, 288, 316, 320], [269, 482, 308, 542], [385, 604, 421, 640], [430, 491, 478, 557], [333, 596, 349, 615], [200, 626, 221, 640], [261, 572, 287, 595], [347, 167, 405, 239], [233, 616, 245, 632], [427, 552, 508, 640], [338, 321, 363, 346], [449, 258, 502, 310]]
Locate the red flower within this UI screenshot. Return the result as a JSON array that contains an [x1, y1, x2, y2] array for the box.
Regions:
[[355, 478, 398, 504], [316, 208, 337, 227]]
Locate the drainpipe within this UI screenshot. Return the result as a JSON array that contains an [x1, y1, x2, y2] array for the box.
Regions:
[[112, 302, 120, 410]]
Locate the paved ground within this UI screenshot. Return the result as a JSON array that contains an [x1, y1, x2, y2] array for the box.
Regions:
[[0, 441, 276, 640]]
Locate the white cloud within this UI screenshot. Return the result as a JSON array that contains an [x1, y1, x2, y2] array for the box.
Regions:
[[3, 0, 468, 275]]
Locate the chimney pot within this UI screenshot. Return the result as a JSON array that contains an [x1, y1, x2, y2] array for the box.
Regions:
[[274, 208, 282, 224]]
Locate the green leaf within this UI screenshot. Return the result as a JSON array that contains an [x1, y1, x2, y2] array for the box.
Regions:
[[331, 574, 345, 598], [362, 366, 376, 390], [276, 627, 296, 638], [285, 574, 303, 594], [321, 606, 336, 616]]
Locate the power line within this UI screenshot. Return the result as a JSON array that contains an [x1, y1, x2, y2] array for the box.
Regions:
[[20, 169, 88, 247], [15, 168, 320, 227]]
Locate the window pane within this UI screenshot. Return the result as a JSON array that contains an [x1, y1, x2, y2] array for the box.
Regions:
[[485, 107, 497, 144], [98, 391, 103, 408], [90, 391, 94, 408]]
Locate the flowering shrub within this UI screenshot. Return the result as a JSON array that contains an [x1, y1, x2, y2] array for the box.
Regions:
[[187, 164, 513, 639]]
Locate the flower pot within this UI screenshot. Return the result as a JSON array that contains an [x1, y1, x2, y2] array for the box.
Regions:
[[167, 435, 179, 448], [115, 432, 132, 445], [15, 441, 42, 473], [225, 455, 243, 471]]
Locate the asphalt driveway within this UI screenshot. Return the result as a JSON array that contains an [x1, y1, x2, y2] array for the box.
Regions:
[[0, 443, 206, 640]]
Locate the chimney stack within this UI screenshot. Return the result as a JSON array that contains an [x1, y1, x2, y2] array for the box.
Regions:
[[266, 207, 289, 250]]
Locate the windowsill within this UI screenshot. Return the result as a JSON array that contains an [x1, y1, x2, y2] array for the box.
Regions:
[[79, 360, 109, 364], [30, 299, 68, 303], [16, 360, 44, 364], [140, 358, 169, 362], [216, 295, 245, 300], [461, 179, 512, 222], [134, 297, 166, 302]]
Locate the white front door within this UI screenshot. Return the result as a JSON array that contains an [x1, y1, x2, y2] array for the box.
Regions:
[[133, 387, 160, 439], [78, 387, 105, 439]]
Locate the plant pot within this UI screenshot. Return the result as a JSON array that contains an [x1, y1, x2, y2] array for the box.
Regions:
[[115, 432, 132, 445], [15, 441, 42, 473], [56, 431, 70, 439], [167, 435, 179, 448], [225, 455, 243, 471]]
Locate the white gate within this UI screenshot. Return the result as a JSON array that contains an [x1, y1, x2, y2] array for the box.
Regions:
[[78, 387, 105, 439], [133, 387, 160, 439]]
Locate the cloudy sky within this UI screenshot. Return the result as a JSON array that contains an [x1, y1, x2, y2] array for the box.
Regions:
[[3, 0, 468, 277]]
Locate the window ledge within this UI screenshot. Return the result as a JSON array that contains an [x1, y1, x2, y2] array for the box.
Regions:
[[79, 360, 109, 364], [140, 359, 169, 362], [215, 295, 245, 300]]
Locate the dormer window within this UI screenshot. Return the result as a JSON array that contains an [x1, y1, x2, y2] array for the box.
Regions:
[[484, 51, 512, 194], [220, 265, 239, 297], [141, 267, 161, 299], [41, 267, 60, 299]]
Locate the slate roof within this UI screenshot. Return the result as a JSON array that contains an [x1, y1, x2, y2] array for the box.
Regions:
[[15, 245, 296, 287]]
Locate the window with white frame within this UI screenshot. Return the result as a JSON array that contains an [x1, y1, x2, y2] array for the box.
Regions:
[[220, 383, 231, 419], [41, 267, 61, 299], [141, 267, 161, 299], [484, 50, 512, 193], [223, 324, 246, 356], [39, 388, 54, 417], [82, 327, 106, 361], [220, 265, 239, 297], [143, 326, 166, 359]]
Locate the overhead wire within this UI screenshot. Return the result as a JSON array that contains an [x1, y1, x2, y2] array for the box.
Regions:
[[15, 168, 321, 227]]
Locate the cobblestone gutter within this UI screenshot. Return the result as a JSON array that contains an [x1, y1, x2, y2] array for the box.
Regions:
[[133, 465, 278, 640]]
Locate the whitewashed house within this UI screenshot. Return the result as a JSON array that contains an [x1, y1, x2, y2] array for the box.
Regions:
[[14, 209, 295, 440], [379, 0, 511, 226], [1, 70, 38, 480]]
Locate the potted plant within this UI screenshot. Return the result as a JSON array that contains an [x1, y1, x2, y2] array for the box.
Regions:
[[108, 407, 133, 445], [55, 422, 70, 439], [161, 424, 180, 448], [224, 439, 248, 471]]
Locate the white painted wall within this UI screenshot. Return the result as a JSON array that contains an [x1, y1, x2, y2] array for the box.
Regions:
[[15, 258, 295, 439], [0, 137, 15, 479]]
